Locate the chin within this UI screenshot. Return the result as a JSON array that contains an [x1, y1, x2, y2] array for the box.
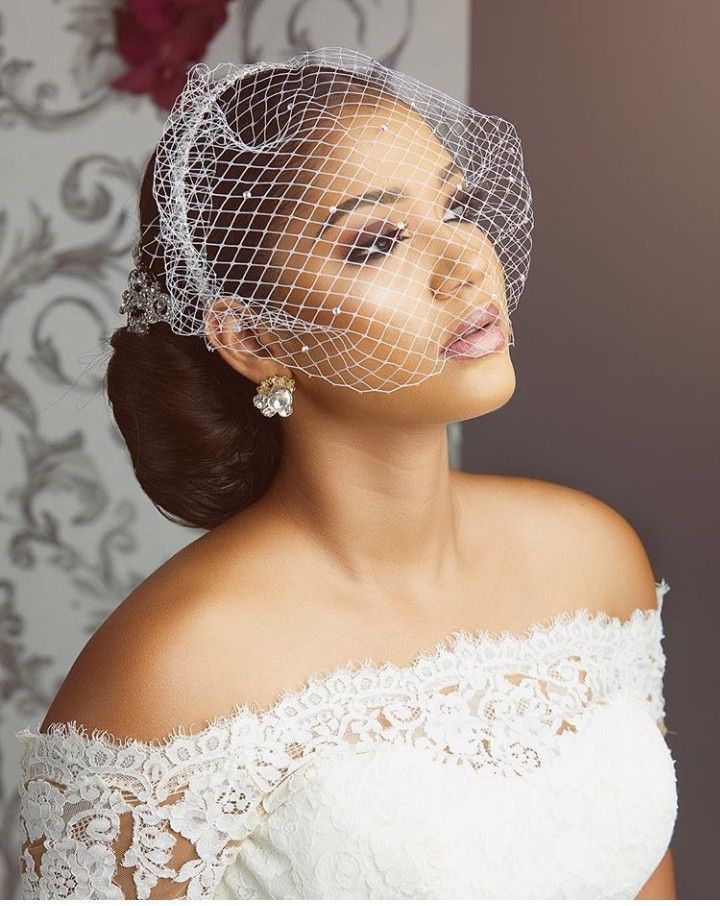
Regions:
[[375, 349, 516, 427], [443, 348, 517, 421]]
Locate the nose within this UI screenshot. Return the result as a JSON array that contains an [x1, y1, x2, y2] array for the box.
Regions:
[[421, 226, 491, 301]]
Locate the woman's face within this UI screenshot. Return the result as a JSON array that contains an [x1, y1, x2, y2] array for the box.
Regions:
[[222, 101, 518, 426]]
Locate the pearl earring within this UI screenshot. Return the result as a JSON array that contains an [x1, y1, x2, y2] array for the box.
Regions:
[[253, 375, 295, 418]]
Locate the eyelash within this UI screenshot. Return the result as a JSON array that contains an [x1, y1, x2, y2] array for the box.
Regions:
[[343, 187, 474, 265]]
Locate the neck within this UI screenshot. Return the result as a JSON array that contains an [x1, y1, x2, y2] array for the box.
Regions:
[[257, 408, 472, 605]]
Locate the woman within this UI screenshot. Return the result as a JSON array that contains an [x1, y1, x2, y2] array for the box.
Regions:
[[16, 48, 677, 899]]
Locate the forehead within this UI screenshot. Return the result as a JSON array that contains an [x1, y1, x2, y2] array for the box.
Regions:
[[295, 102, 453, 210]]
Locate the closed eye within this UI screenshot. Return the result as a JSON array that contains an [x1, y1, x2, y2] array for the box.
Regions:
[[341, 185, 475, 265]]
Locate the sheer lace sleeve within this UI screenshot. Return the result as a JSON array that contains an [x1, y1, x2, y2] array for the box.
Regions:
[[15, 716, 268, 899], [14, 581, 675, 898]]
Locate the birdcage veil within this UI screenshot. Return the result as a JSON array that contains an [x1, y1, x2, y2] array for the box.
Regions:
[[127, 46, 534, 393]]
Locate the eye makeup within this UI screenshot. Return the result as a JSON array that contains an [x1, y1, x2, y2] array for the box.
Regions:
[[336, 182, 473, 266], [338, 220, 413, 265]]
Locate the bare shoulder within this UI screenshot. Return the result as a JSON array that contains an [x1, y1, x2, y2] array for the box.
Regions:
[[457, 471, 661, 620], [39, 521, 283, 743]]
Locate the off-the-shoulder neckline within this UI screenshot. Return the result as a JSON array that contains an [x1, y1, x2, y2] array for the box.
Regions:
[[17, 579, 670, 752]]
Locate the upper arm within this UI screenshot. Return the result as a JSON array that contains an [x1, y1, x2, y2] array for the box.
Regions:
[[40, 577, 256, 744], [521, 478, 661, 620], [39, 608, 182, 744], [578, 492, 660, 620], [522, 479, 670, 735], [24, 584, 266, 899], [635, 847, 677, 899]]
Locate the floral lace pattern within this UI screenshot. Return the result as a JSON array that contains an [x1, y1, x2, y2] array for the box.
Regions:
[[15, 580, 675, 899]]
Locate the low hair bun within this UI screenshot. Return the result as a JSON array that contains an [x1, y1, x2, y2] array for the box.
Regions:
[[105, 323, 282, 531]]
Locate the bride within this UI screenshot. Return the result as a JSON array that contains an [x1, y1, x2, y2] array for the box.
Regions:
[[16, 47, 677, 899]]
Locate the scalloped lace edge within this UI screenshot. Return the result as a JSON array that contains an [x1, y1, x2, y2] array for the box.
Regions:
[[16, 579, 670, 753]]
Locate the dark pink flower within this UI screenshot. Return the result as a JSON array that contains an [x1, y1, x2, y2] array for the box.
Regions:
[[112, 0, 231, 110]]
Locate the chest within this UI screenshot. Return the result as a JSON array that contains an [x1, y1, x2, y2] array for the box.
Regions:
[[213, 692, 676, 899], [231, 560, 583, 719], [205, 607, 677, 899]]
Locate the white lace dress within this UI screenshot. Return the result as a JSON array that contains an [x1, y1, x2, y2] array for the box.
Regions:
[[15, 579, 678, 900]]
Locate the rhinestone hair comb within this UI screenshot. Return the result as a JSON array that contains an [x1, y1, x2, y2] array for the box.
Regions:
[[119, 244, 171, 334]]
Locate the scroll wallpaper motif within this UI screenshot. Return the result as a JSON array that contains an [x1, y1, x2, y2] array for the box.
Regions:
[[0, 1, 467, 896]]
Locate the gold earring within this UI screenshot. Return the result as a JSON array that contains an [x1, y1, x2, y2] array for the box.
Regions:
[[253, 375, 295, 418]]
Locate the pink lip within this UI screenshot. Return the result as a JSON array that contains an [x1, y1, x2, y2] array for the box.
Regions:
[[443, 323, 505, 359], [442, 303, 505, 359]]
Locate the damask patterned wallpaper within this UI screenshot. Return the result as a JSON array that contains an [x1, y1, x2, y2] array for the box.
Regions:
[[0, 0, 468, 896]]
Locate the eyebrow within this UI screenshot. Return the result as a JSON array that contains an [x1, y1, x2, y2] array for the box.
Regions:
[[313, 158, 462, 240]]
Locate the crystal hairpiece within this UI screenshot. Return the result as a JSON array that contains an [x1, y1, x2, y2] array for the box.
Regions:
[[119, 244, 171, 334]]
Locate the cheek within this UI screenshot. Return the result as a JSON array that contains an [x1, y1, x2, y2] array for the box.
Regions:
[[350, 284, 440, 360], [271, 248, 438, 354], [267, 274, 444, 390], [263, 233, 510, 391]]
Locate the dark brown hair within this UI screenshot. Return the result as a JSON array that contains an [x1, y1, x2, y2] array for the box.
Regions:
[[105, 64, 403, 530]]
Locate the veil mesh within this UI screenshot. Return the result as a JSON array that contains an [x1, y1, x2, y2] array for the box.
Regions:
[[137, 46, 534, 393]]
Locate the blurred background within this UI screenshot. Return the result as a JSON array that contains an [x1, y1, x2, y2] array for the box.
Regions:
[[0, 0, 716, 898]]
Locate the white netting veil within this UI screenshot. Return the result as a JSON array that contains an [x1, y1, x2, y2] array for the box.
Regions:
[[128, 46, 534, 393]]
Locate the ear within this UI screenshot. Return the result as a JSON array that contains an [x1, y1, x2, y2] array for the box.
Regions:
[[203, 300, 292, 385]]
